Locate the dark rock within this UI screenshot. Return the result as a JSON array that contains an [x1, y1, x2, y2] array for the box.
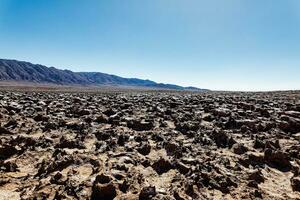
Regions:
[[236, 119, 257, 130], [4, 119, 18, 128], [175, 161, 190, 174], [5, 102, 22, 112], [248, 170, 264, 184], [239, 153, 264, 167], [212, 129, 235, 148], [94, 130, 112, 141], [78, 109, 90, 116], [152, 157, 173, 175], [247, 180, 258, 188], [291, 176, 300, 192], [202, 114, 214, 122], [112, 171, 125, 180], [119, 179, 130, 193], [43, 122, 58, 131], [279, 116, 300, 134], [91, 183, 117, 200], [256, 108, 270, 118], [165, 142, 179, 155], [252, 189, 263, 198], [95, 114, 109, 123], [95, 173, 112, 184], [238, 102, 255, 111], [36, 155, 78, 176], [92, 173, 117, 200], [265, 140, 280, 150], [0, 126, 13, 135], [139, 186, 156, 200], [108, 113, 121, 125], [33, 114, 49, 122], [117, 134, 125, 146], [213, 108, 231, 117], [264, 148, 291, 169], [232, 143, 248, 155], [55, 136, 85, 149], [103, 109, 116, 117], [254, 138, 265, 149], [206, 173, 238, 194], [173, 191, 185, 200], [0, 161, 18, 172], [224, 117, 239, 129], [141, 158, 151, 168], [137, 143, 151, 156], [127, 119, 154, 131], [66, 121, 85, 131], [50, 172, 67, 185], [175, 121, 200, 135], [0, 145, 18, 160]]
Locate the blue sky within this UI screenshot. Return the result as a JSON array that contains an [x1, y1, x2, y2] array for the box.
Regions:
[[0, 0, 299, 91]]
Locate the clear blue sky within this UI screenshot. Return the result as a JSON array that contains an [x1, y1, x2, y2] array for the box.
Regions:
[[0, 0, 299, 91]]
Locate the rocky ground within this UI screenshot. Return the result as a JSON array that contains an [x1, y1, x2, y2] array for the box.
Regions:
[[0, 90, 300, 200]]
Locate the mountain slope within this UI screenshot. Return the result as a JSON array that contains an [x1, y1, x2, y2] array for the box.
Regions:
[[0, 59, 208, 91]]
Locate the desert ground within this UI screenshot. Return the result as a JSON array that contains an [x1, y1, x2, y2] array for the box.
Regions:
[[0, 88, 300, 200]]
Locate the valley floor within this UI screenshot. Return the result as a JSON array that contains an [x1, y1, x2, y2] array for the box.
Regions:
[[0, 89, 300, 199]]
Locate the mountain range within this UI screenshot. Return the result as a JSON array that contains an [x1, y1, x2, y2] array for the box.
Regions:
[[0, 59, 208, 91]]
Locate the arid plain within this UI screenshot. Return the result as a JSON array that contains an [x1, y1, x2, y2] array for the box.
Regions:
[[0, 88, 300, 200]]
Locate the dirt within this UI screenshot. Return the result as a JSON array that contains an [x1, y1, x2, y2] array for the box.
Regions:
[[0, 89, 300, 199]]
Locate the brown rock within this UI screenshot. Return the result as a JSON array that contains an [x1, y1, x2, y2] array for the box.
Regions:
[[139, 186, 156, 200], [232, 143, 248, 155], [0, 126, 13, 135], [152, 157, 173, 175], [91, 183, 117, 200], [0, 161, 18, 172], [264, 148, 291, 169], [137, 143, 151, 156], [291, 176, 300, 192], [248, 170, 264, 184]]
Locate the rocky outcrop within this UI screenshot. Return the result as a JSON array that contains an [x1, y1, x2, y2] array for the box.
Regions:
[[0, 91, 299, 199]]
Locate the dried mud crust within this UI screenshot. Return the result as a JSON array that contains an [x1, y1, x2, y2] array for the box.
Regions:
[[0, 91, 300, 200]]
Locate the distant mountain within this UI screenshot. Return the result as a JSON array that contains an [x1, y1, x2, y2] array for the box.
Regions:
[[0, 59, 208, 91]]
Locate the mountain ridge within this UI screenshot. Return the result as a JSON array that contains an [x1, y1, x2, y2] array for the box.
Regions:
[[0, 59, 208, 91]]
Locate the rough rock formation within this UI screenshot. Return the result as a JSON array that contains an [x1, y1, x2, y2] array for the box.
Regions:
[[0, 90, 299, 199]]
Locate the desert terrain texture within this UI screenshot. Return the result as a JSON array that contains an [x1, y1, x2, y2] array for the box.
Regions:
[[0, 87, 300, 200]]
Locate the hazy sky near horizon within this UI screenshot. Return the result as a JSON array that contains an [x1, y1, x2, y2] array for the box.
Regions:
[[0, 0, 300, 91]]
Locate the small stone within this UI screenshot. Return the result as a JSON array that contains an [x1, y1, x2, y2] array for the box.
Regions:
[[0, 161, 18, 172], [291, 176, 300, 192], [127, 119, 153, 131], [50, 172, 67, 185], [139, 186, 156, 200], [248, 170, 264, 184], [152, 157, 173, 175], [95, 173, 112, 184], [137, 143, 151, 155], [232, 143, 248, 155], [247, 180, 258, 188], [175, 161, 190, 174], [95, 114, 109, 123], [33, 114, 49, 122], [91, 183, 117, 200], [253, 189, 263, 198], [264, 148, 291, 169], [294, 132, 300, 141], [0, 126, 13, 135]]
